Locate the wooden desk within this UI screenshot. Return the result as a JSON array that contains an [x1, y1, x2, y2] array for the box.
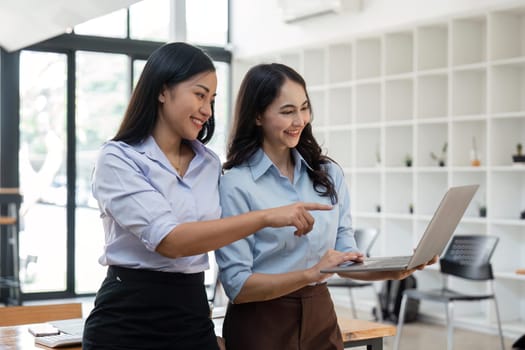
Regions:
[[0, 324, 81, 350], [0, 315, 394, 350], [338, 317, 396, 350]]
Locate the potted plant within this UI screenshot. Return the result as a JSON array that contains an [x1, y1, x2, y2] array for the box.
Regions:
[[479, 204, 487, 218], [404, 153, 412, 167], [430, 142, 447, 167], [513, 142, 525, 164]]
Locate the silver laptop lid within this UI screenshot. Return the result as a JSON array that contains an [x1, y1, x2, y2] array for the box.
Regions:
[[407, 184, 479, 269]]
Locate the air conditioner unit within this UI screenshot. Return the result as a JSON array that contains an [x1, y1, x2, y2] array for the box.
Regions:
[[279, 0, 361, 23]]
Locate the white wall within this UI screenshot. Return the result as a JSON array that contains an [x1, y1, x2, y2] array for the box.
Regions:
[[231, 0, 523, 59]]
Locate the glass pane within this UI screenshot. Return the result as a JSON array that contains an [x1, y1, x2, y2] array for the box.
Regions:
[[130, 0, 170, 41], [19, 51, 68, 293], [133, 59, 147, 88], [187, 0, 228, 46], [74, 9, 127, 38], [206, 62, 230, 161], [75, 52, 129, 294]]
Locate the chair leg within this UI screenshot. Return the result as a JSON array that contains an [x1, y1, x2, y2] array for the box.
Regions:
[[372, 284, 383, 322], [445, 302, 454, 350], [393, 293, 409, 350], [348, 289, 357, 318], [491, 297, 505, 350]]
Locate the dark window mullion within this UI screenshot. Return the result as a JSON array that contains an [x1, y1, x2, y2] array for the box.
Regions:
[[66, 50, 76, 296]]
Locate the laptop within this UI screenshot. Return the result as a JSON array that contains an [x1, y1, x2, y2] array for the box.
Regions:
[[321, 184, 479, 273]]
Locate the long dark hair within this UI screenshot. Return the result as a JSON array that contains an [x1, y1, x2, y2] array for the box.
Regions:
[[113, 42, 216, 144], [224, 63, 338, 204]]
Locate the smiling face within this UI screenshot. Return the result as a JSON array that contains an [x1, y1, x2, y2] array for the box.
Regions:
[[256, 78, 311, 154], [156, 70, 217, 142]]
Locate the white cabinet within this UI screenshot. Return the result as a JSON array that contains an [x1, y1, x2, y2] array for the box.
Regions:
[[234, 2, 525, 339]]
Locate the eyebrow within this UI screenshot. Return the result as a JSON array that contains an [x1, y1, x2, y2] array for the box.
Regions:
[[196, 84, 217, 97], [279, 100, 309, 109]]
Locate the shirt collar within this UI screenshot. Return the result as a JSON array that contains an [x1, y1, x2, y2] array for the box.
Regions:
[[133, 136, 206, 176], [249, 148, 314, 181]]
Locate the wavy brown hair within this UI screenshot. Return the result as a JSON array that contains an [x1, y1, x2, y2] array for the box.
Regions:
[[224, 63, 338, 204]]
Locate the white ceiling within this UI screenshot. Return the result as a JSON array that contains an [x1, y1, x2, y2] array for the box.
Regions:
[[0, 0, 141, 52]]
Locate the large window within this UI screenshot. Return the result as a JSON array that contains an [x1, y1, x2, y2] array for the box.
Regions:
[[8, 0, 231, 299]]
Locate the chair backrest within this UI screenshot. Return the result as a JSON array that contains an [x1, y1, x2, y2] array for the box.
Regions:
[[440, 235, 499, 281], [355, 228, 380, 257], [0, 303, 82, 326]]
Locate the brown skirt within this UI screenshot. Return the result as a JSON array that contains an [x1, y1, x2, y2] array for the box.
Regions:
[[222, 283, 343, 350]]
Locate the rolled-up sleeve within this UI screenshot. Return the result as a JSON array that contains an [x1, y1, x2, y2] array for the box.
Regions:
[[215, 173, 255, 301], [93, 145, 178, 251]]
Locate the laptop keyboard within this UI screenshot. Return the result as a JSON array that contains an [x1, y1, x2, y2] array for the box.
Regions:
[[363, 256, 412, 268]]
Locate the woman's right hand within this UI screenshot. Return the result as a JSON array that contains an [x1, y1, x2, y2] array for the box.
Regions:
[[307, 249, 364, 284], [263, 202, 333, 236]]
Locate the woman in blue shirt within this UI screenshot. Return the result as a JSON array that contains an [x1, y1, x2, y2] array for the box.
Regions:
[[82, 44, 332, 350], [216, 63, 437, 350]]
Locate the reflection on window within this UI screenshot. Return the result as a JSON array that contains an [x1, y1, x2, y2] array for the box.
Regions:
[[19, 51, 68, 293], [75, 52, 129, 294], [207, 62, 230, 161], [133, 59, 147, 88], [130, 0, 171, 41], [187, 0, 228, 46], [74, 9, 127, 38]]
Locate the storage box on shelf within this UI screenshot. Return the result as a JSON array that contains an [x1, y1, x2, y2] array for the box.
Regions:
[[235, 2, 525, 338]]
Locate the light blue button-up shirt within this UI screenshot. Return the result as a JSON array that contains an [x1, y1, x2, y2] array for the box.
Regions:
[[215, 148, 357, 301], [92, 135, 221, 273]]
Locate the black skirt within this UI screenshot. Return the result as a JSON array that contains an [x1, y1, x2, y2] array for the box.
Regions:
[[83, 266, 219, 350]]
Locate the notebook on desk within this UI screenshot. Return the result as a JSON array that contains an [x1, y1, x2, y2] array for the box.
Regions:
[[33, 318, 84, 348], [321, 184, 479, 273]]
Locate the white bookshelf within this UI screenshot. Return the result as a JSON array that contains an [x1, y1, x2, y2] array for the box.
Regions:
[[233, 2, 525, 339]]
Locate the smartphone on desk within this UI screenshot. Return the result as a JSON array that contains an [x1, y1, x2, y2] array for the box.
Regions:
[[28, 323, 60, 337]]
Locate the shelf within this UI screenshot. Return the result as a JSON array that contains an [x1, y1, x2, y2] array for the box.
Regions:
[[355, 37, 381, 79], [491, 172, 525, 220], [279, 52, 301, 75], [355, 82, 381, 124], [354, 167, 381, 174], [452, 15, 487, 66], [303, 48, 325, 86], [491, 219, 525, 226], [328, 43, 352, 83], [417, 74, 448, 119], [327, 129, 352, 168], [354, 173, 381, 213], [417, 123, 448, 167], [385, 125, 412, 167], [239, 4, 525, 337], [490, 117, 525, 166], [417, 24, 448, 71], [309, 90, 326, 127], [385, 78, 413, 122], [355, 128, 380, 168], [495, 272, 525, 281], [451, 120, 486, 167], [385, 172, 413, 214], [491, 60, 525, 114], [490, 8, 525, 60], [385, 31, 414, 75], [328, 87, 352, 125], [452, 68, 486, 116]]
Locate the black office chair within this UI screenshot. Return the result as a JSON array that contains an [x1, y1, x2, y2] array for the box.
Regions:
[[327, 228, 382, 321], [393, 234, 505, 350]]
